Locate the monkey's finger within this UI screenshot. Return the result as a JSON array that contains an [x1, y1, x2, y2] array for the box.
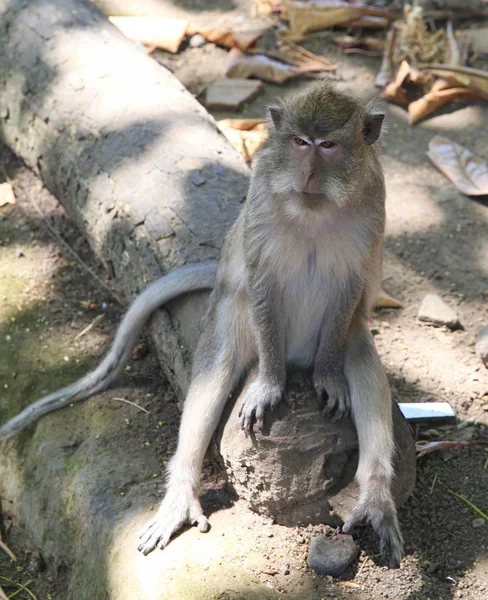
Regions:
[[138, 520, 157, 539], [342, 508, 366, 534]]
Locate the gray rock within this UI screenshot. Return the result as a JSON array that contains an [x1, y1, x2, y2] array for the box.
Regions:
[[476, 325, 488, 367], [472, 518, 486, 528], [189, 34, 206, 48], [219, 372, 416, 527], [308, 535, 359, 577], [418, 294, 462, 330]]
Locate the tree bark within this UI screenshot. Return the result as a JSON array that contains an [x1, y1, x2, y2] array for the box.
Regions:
[[0, 0, 249, 393]]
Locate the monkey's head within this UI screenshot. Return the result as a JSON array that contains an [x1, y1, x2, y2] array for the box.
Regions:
[[263, 81, 385, 212]]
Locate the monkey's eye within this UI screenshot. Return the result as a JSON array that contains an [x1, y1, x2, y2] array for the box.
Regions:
[[294, 137, 308, 146], [320, 141, 336, 149]]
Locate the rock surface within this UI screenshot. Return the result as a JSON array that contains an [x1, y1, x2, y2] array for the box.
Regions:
[[219, 372, 417, 527], [418, 294, 462, 330], [476, 325, 488, 367], [308, 535, 360, 577]]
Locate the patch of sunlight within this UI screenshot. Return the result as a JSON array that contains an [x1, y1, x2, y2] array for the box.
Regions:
[[109, 508, 300, 600]]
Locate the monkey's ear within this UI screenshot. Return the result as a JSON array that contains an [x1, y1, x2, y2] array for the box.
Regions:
[[268, 105, 284, 129], [363, 113, 385, 145]]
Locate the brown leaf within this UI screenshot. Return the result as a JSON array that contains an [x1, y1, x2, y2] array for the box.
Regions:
[[336, 35, 385, 54], [108, 16, 188, 53], [0, 182, 15, 207], [217, 119, 267, 163], [375, 24, 398, 88], [186, 24, 267, 51], [427, 135, 488, 196], [225, 46, 333, 84], [420, 64, 488, 93], [409, 84, 488, 125], [283, 0, 390, 36], [375, 289, 403, 309], [382, 60, 430, 107]]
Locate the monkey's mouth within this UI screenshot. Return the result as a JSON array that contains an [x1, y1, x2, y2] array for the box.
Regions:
[[299, 191, 328, 207]]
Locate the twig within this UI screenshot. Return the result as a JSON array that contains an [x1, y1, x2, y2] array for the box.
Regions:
[[416, 440, 488, 458], [111, 397, 149, 414], [0, 576, 37, 600], [7, 580, 34, 599], [430, 473, 438, 495], [0, 586, 7, 600], [357, 556, 370, 577], [0, 526, 16, 562], [74, 313, 105, 341], [0, 537, 16, 562], [0, 164, 122, 305], [448, 489, 488, 522]]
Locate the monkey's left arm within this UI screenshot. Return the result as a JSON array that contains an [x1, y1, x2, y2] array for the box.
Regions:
[[313, 270, 364, 420]]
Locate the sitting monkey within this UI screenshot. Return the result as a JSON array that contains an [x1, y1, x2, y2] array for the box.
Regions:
[[0, 81, 403, 567]]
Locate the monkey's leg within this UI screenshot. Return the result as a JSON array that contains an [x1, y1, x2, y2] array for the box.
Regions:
[[138, 317, 251, 555], [341, 320, 403, 568]]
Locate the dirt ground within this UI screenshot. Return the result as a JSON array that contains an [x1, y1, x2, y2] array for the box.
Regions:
[[1, 1, 488, 599]]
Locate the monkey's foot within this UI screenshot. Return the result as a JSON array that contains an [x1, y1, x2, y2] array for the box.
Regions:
[[343, 502, 403, 568], [239, 377, 283, 433], [314, 371, 350, 421], [137, 489, 209, 555]]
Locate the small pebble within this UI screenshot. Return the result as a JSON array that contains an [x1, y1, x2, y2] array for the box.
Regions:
[[472, 518, 486, 528], [418, 294, 462, 330], [189, 34, 206, 48], [308, 535, 359, 577]]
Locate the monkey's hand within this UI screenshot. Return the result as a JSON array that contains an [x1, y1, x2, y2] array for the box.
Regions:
[[137, 485, 209, 555], [313, 368, 350, 421], [239, 377, 283, 434]]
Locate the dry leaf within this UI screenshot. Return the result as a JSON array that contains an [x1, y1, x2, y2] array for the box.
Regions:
[[186, 24, 266, 51], [218, 118, 266, 131], [336, 35, 384, 55], [0, 182, 15, 207], [382, 60, 431, 107], [109, 16, 188, 53], [218, 119, 267, 163], [409, 84, 488, 125], [375, 24, 398, 88], [283, 0, 390, 35], [427, 135, 488, 196], [375, 289, 403, 309], [225, 46, 333, 84], [420, 64, 488, 93], [252, 0, 283, 16]]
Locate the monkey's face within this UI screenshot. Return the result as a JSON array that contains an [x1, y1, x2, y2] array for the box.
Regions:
[[263, 81, 384, 214]]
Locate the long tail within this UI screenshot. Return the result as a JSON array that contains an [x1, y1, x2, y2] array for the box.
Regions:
[[0, 262, 218, 441]]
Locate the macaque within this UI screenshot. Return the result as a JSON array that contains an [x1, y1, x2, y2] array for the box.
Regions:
[[0, 81, 403, 567]]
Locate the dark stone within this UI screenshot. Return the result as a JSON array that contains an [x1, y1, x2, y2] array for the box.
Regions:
[[308, 535, 359, 577], [219, 372, 416, 526]]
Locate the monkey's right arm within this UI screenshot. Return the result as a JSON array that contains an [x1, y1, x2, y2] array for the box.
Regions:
[[238, 269, 285, 433], [238, 215, 285, 433], [0, 262, 217, 441]]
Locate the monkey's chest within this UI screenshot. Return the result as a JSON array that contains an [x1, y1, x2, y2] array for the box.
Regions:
[[281, 261, 336, 368]]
